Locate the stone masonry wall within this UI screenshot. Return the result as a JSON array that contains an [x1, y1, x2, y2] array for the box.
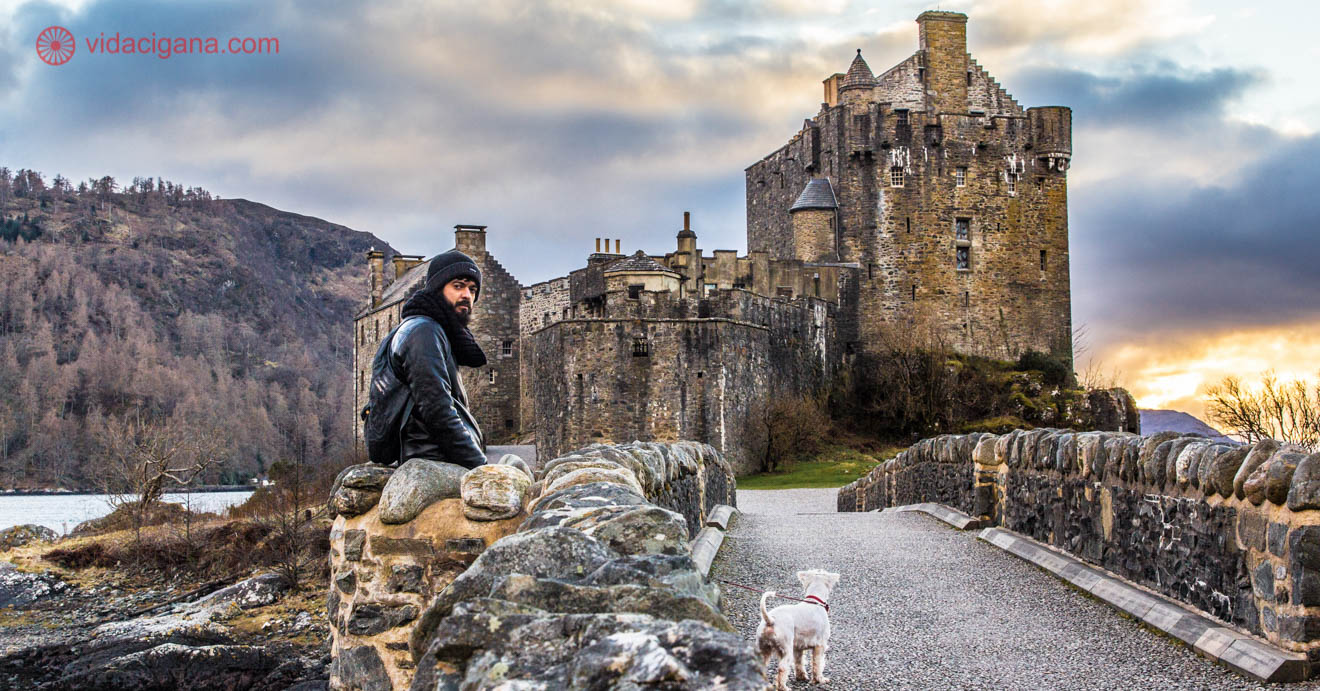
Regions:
[[527, 293, 837, 476], [325, 441, 752, 690], [840, 430, 1320, 660]]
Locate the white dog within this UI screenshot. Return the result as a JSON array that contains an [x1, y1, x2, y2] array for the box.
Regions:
[[755, 569, 839, 689]]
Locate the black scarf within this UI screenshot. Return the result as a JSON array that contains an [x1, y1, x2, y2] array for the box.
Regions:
[[400, 289, 488, 368]]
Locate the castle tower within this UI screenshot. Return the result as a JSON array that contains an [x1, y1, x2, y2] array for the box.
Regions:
[[789, 178, 838, 262], [917, 11, 969, 114], [745, 9, 1073, 361]]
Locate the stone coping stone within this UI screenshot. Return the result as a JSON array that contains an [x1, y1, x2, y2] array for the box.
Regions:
[[690, 504, 738, 577], [977, 527, 1312, 683], [882, 503, 988, 530], [705, 505, 736, 531]]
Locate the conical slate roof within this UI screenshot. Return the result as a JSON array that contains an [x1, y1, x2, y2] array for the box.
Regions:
[[604, 250, 677, 274], [840, 49, 876, 90], [790, 178, 838, 212]]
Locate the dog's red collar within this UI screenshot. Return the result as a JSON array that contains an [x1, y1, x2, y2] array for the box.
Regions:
[[804, 595, 829, 612]]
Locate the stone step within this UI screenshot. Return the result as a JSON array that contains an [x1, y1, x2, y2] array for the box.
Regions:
[[978, 527, 1312, 683]]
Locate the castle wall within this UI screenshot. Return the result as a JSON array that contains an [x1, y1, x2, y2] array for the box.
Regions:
[[528, 289, 838, 475]]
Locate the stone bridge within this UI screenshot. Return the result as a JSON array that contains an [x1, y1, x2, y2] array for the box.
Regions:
[[325, 432, 1320, 689]]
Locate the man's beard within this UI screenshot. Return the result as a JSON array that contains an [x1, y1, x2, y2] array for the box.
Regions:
[[447, 297, 472, 326]]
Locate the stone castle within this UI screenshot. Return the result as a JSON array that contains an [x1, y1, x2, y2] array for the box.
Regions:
[[352, 11, 1073, 475]]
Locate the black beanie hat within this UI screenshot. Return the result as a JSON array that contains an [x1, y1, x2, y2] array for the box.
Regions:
[[425, 249, 482, 302]]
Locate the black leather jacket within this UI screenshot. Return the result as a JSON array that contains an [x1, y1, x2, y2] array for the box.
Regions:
[[389, 315, 486, 469]]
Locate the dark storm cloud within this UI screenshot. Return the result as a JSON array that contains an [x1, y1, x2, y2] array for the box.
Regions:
[[1072, 134, 1320, 337], [1013, 64, 1259, 127]]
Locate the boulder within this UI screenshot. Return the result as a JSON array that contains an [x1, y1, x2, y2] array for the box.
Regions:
[[488, 574, 731, 631], [0, 523, 58, 550], [1206, 446, 1250, 498], [1265, 451, 1307, 506], [409, 525, 618, 656], [579, 505, 690, 557], [461, 464, 532, 521], [327, 463, 395, 518], [186, 572, 289, 612], [496, 453, 534, 480], [0, 563, 70, 608], [1173, 440, 1210, 487], [56, 643, 281, 691], [1288, 452, 1320, 511], [541, 465, 646, 500], [1235, 440, 1282, 500], [377, 459, 467, 524]]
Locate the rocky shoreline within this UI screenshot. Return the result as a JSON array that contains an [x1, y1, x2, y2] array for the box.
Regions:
[[0, 560, 330, 690]]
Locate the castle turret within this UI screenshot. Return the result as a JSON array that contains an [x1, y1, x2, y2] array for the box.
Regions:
[[1028, 106, 1072, 172], [789, 178, 838, 262], [838, 50, 876, 106], [917, 11, 969, 115], [367, 249, 384, 308]]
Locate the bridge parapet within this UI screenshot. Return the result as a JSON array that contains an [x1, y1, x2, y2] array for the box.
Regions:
[[326, 441, 756, 690], [841, 430, 1320, 660]]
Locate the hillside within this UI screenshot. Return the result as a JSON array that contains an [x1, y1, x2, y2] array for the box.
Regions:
[[1138, 409, 1236, 444], [0, 169, 396, 489]]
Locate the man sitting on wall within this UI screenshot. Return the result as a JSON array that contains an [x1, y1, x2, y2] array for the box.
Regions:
[[386, 250, 487, 468]]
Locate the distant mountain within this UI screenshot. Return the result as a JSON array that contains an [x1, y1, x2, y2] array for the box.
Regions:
[[1139, 409, 1238, 444], [0, 170, 397, 489]]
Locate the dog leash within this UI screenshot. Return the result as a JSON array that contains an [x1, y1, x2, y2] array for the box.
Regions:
[[716, 579, 830, 612]]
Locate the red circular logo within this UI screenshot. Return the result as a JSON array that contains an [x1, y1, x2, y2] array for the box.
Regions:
[[36, 26, 75, 66]]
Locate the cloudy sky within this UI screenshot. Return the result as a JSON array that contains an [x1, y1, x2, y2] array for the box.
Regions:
[[2, 0, 1317, 420]]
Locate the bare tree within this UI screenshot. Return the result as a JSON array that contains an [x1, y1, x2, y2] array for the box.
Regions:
[[1206, 372, 1320, 450], [96, 409, 223, 543], [755, 393, 829, 473]]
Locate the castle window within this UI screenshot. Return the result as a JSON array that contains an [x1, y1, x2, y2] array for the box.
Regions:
[[1007, 174, 1018, 196], [1037, 176, 1045, 192], [359, 369, 364, 394], [488, 370, 496, 384], [627, 284, 642, 300], [697, 371, 704, 379], [704, 283, 716, 296], [632, 337, 650, 357], [911, 284, 917, 301], [906, 216, 911, 233], [966, 71, 973, 86], [501, 340, 513, 357], [504, 419, 513, 429], [542, 312, 549, 326], [890, 167, 904, 187], [776, 286, 793, 297], [957, 246, 971, 270], [955, 167, 966, 187], [918, 68, 925, 82], [359, 324, 364, 345], [895, 109, 909, 126], [955, 218, 970, 241], [1040, 250, 1048, 272], [374, 319, 379, 340]]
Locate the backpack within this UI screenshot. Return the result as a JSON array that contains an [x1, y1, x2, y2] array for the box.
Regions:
[[360, 320, 415, 465]]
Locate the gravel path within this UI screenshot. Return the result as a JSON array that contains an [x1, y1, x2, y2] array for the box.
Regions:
[[711, 489, 1294, 690]]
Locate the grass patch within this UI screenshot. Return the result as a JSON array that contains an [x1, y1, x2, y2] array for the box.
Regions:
[[737, 443, 898, 489]]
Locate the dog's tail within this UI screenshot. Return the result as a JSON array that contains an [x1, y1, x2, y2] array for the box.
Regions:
[[759, 591, 775, 627]]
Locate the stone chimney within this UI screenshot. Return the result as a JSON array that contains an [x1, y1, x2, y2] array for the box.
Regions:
[[917, 11, 969, 115], [367, 249, 385, 308], [454, 224, 487, 256], [391, 254, 426, 280]]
